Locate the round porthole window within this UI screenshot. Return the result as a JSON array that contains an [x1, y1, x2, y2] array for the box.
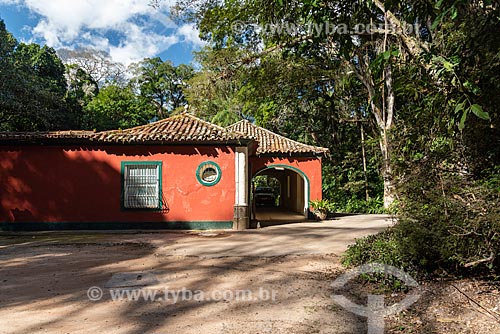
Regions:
[[196, 161, 222, 186]]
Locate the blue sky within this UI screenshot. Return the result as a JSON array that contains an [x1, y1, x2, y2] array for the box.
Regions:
[[0, 0, 202, 66]]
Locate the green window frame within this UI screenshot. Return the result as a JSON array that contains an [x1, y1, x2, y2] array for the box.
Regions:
[[121, 161, 162, 211], [196, 161, 222, 187]]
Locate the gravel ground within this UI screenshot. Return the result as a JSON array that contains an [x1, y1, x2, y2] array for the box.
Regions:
[[0, 232, 498, 334]]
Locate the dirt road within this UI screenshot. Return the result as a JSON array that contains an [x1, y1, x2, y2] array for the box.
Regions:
[[0, 216, 498, 334]]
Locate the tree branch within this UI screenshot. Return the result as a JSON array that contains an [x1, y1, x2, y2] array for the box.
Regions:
[[372, 0, 430, 57], [464, 252, 495, 268]]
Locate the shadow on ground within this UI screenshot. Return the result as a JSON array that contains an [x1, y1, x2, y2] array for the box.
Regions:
[[0, 239, 366, 334]]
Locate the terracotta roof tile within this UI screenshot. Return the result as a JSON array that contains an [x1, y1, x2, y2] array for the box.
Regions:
[[0, 114, 250, 144], [227, 120, 329, 155], [0, 115, 327, 155], [93, 113, 248, 143]]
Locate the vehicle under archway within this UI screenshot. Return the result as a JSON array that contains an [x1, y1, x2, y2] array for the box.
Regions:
[[253, 174, 281, 207]]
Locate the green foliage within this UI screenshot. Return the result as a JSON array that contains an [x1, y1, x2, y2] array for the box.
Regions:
[[359, 1, 500, 277], [320, 122, 385, 214], [130, 58, 194, 118], [346, 22, 500, 274], [1, 21, 196, 132], [0, 20, 75, 131], [342, 228, 420, 290], [329, 196, 385, 214], [252, 175, 280, 192], [309, 196, 385, 215], [482, 167, 500, 192], [185, 47, 255, 125], [343, 228, 410, 271], [83, 85, 155, 131], [0, 20, 16, 59], [309, 199, 330, 211], [397, 168, 500, 274], [344, 171, 500, 278], [63, 64, 100, 128]]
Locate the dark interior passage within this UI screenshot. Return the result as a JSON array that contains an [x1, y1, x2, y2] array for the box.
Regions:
[[251, 166, 308, 223]]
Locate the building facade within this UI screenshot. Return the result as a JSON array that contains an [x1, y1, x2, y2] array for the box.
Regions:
[[0, 114, 327, 231]]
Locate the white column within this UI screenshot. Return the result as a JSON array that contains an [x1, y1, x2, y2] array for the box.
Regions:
[[234, 146, 248, 206]]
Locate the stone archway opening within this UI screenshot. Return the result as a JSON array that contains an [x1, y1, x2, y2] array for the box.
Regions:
[[251, 165, 309, 225]]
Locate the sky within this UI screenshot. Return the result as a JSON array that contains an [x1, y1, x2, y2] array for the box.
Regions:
[[0, 0, 203, 66]]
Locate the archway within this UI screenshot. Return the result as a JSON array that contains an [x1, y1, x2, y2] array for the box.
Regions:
[[251, 164, 310, 224]]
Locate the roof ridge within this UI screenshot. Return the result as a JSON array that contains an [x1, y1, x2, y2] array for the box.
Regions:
[[229, 120, 328, 152], [182, 113, 230, 133], [0, 114, 254, 144], [97, 114, 185, 134], [96, 113, 234, 136], [226, 119, 255, 138], [229, 119, 251, 126], [89, 112, 254, 144], [186, 114, 256, 139], [254, 123, 311, 147]]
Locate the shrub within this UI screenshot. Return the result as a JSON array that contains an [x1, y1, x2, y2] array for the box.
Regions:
[[328, 196, 386, 214], [343, 228, 419, 276], [343, 172, 500, 279]]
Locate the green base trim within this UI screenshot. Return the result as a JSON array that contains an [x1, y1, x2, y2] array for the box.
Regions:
[[0, 221, 233, 231]]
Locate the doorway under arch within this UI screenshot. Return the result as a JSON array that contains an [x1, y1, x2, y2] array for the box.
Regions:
[[251, 164, 310, 224]]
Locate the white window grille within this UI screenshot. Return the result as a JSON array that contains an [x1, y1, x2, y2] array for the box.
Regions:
[[123, 163, 161, 209]]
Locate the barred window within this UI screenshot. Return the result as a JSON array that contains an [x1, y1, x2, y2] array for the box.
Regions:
[[122, 162, 162, 210]]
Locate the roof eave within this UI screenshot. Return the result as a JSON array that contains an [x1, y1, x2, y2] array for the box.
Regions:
[[0, 138, 255, 147], [256, 150, 328, 158]]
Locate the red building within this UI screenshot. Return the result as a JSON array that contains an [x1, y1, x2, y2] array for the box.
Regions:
[[0, 114, 328, 231]]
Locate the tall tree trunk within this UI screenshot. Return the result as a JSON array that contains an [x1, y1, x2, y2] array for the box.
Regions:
[[350, 52, 396, 208], [360, 123, 370, 201], [379, 128, 395, 208], [381, 60, 396, 208], [346, 9, 397, 208]]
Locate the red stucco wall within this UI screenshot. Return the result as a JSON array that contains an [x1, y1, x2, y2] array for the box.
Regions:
[[0, 145, 235, 224], [250, 156, 323, 204]]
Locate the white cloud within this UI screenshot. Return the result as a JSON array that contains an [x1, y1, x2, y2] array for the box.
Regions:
[[108, 22, 179, 65], [0, 0, 203, 65], [178, 23, 205, 47]]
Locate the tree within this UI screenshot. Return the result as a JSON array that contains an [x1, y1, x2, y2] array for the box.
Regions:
[[83, 85, 156, 131], [58, 48, 126, 87], [317, 1, 500, 274], [173, 0, 495, 207], [63, 64, 100, 129], [14, 43, 67, 94], [0, 20, 75, 131], [0, 20, 18, 129], [185, 41, 385, 211], [184, 47, 248, 125], [130, 58, 194, 118]]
